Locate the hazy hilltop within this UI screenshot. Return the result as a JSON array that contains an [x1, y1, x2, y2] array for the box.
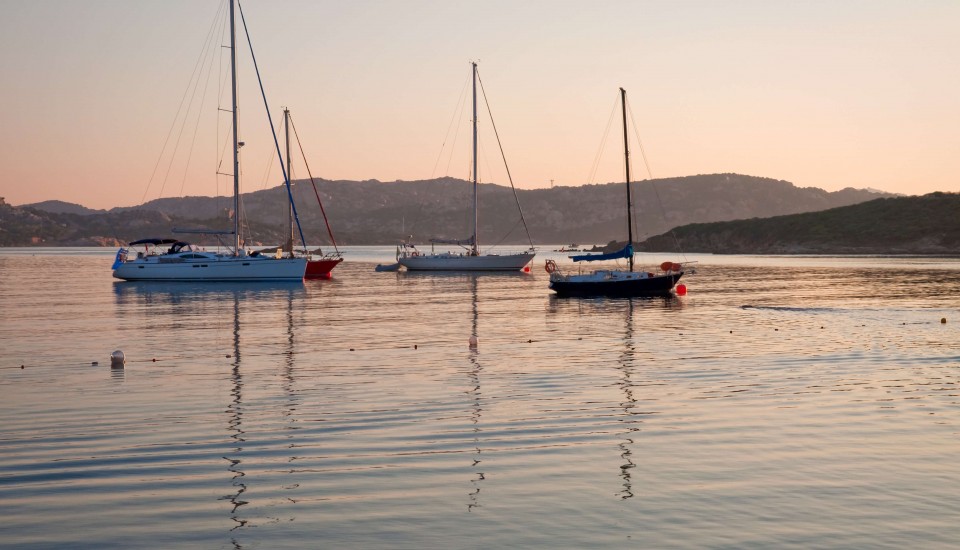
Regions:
[[5, 173, 892, 247], [639, 192, 960, 255], [518, 173, 885, 244], [22, 200, 107, 216]]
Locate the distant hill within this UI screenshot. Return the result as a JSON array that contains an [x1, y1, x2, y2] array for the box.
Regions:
[[517, 173, 887, 245], [639, 192, 960, 255], [21, 200, 106, 216], [4, 174, 892, 247]]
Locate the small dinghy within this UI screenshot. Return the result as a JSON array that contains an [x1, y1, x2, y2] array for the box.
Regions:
[[375, 262, 401, 272]]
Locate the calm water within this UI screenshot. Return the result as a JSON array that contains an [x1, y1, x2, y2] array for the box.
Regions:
[[2, 247, 960, 549]]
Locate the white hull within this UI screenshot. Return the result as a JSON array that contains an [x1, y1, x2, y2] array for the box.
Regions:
[[398, 251, 534, 271], [393, 64, 535, 275], [113, 253, 306, 281]]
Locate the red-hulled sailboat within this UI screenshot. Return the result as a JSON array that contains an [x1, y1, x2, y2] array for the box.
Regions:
[[277, 107, 343, 279]]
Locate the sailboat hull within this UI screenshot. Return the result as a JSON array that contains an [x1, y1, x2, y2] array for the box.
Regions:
[[549, 271, 682, 298], [399, 252, 534, 272], [305, 257, 343, 279], [113, 255, 307, 281]]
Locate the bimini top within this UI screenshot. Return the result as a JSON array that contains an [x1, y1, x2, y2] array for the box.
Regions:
[[128, 238, 179, 246], [569, 244, 633, 263]]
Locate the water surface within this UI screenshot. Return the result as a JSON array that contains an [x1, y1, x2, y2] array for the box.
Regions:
[[2, 248, 960, 548]]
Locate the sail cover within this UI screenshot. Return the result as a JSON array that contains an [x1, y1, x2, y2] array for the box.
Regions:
[[429, 235, 475, 246], [570, 244, 633, 262]]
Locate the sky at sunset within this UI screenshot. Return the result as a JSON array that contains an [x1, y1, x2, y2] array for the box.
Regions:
[[0, 0, 957, 210]]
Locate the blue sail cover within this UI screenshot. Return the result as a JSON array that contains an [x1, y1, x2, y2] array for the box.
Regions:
[[570, 244, 633, 262]]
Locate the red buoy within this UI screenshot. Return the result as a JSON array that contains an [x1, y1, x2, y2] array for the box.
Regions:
[[676, 284, 687, 296]]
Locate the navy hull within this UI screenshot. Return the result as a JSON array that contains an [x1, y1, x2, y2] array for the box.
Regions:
[[549, 272, 683, 298]]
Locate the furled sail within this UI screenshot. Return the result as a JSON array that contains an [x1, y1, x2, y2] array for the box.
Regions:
[[429, 235, 475, 246], [569, 244, 633, 262]]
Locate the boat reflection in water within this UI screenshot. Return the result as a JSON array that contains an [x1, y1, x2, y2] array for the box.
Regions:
[[113, 280, 304, 544], [224, 292, 247, 538], [544, 295, 682, 501], [617, 300, 638, 500], [546, 291, 684, 315], [112, 280, 306, 306], [466, 276, 483, 511]]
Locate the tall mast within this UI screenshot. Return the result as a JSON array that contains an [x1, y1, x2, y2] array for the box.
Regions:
[[471, 62, 479, 256], [230, 0, 240, 254], [284, 107, 293, 255], [620, 87, 634, 272]]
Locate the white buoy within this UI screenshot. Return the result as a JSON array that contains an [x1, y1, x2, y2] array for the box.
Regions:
[[110, 350, 125, 368], [468, 336, 478, 348]]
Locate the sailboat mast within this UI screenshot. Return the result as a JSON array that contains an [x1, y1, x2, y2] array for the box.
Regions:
[[471, 62, 479, 256], [620, 87, 634, 272], [229, 0, 240, 255], [285, 107, 292, 255]]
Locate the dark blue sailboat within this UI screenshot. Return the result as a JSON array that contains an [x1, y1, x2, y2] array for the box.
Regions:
[[547, 88, 685, 298]]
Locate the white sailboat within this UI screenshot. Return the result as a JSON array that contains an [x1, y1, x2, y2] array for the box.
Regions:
[[396, 63, 536, 272], [112, 0, 306, 282]]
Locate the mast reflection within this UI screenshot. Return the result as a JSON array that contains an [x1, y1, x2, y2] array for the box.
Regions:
[[617, 299, 637, 500], [281, 285, 301, 503], [223, 292, 247, 541], [467, 275, 483, 511]]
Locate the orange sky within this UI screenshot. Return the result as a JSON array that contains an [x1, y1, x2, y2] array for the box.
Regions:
[[0, 0, 957, 209]]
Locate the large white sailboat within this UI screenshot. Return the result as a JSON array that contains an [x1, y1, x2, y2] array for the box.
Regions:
[[112, 0, 306, 282], [396, 63, 536, 272]]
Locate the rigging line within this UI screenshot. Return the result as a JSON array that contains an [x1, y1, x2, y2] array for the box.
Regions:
[[215, 123, 232, 212], [253, 107, 281, 192], [237, 140, 248, 246], [588, 93, 620, 184], [475, 131, 519, 249], [626, 97, 654, 180], [156, 4, 227, 203], [444, 82, 469, 177], [215, 7, 230, 217], [487, 217, 523, 251], [620, 91, 640, 252], [430, 76, 470, 179], [475, 68, 535, 249], [155, 86, 198, 201], [478, 130, 497, 188], [237, 0, 308, 254], [178, 22, 223, 197], [238, 171, 249, 247], [258, 140, 276, 192], [625, 95, 688, 259], [290, 114, 340, 253], [140, 0, 225, 206], [412, 79, 470, 241]]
